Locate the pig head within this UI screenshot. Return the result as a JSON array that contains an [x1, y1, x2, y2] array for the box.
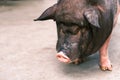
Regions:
[[34, 0, 116, 63]]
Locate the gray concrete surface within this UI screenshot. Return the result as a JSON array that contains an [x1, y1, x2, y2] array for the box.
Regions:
[[0, 0, 120, 80]]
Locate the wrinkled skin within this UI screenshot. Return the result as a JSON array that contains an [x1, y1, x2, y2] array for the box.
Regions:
[[34, 0, 120, 71]]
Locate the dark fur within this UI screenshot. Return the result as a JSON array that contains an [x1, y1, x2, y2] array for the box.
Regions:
[[35, 0, 119, 61]]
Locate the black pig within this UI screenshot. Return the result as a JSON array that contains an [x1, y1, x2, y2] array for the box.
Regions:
[[34, 0, 120, 71]]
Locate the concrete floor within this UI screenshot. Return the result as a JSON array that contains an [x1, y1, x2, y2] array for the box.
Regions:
[[0, 0, 120, 80]]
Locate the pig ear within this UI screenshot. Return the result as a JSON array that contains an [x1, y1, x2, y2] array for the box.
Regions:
[[34, 4, 57, 21], [84, 9, 100, 28]]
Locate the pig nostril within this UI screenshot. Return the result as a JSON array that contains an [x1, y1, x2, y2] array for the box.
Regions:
[[57, 54, 67, 59], [57, 55, 62, 58]]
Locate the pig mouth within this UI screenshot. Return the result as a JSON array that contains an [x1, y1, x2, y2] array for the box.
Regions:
[[56, 51, 85, 64], [56, 51, 72, 63]]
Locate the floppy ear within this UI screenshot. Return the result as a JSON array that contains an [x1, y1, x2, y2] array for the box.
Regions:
[[34, 4, 57, 21], [84, 8, 100, 28]]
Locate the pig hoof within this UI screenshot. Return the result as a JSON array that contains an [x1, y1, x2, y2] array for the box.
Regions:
[[99, 57, 112, 71], [99, 65, 112, 71]]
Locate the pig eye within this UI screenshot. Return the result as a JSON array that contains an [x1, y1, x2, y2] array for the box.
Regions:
[[61, 27, 80, 35], [72, 27, 80, 35], [59, 22, 77, 27], [61, 29, 65, 34]]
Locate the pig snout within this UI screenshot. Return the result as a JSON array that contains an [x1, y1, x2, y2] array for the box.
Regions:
[[56, 52, 71, 63]]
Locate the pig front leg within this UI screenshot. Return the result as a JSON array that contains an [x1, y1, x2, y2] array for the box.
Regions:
[[99, 35, 112, 71]]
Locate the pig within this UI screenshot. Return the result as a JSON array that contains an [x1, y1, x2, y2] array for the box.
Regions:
[[34, 0, 120, 71]]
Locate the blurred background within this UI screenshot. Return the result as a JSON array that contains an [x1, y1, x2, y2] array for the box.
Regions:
[[0, 0, 27, 6]]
